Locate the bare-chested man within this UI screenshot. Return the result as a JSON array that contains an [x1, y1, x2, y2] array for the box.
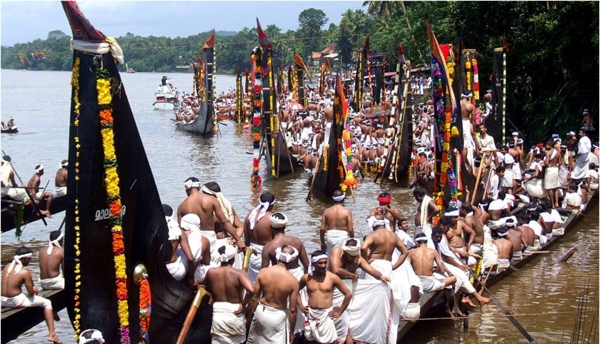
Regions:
[[2, 246, 62, 343], [320, 190, 354, 254], [262, 212, 309, 280], [204, 244, 254, 344], [460, 203, 485, 257], [460, 93, 482, 173], [544, 140, 561, 207], [361, 213, 409, 276], [494, 228, 514, 270], [298, 251, 352, 344], [413, 187, 440, 233], [247, 245, 300, 343], [39, 230, 64, 290], [27, 164, 53, 217], [54, 160, 68, 196], [504, 219, 527, 261], [163, 204, 199, 287], [410, 233, 456, 293], [515, 215, 536, 249], [244, 191, 276, 283], [178, 177, 244, 264], [443, 208, 477, 265], [368, 192, 403, 229], [201, 181, 244, 240]]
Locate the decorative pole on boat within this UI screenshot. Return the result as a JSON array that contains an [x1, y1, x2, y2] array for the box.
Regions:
[[250, 46, 263, 188], [257, 19, 278, 178], [319, 63, 326, 95], [244, 68, 251, 129], [502, 36, 507, 145], [426, 19, 456, 220], [294, 52, 311, 109], [352, 37, 368, 113], [191, 60, 198, 97], [339, 75, 358, 193], [202, 30, 217, 134], [287, 65, 293, 100], [197, 56, 204, 102], [236, 70, 242, 125], [277, 66, 283, 96]]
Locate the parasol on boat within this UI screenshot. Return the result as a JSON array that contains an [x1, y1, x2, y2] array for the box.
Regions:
[[287, 102, 305, 111]]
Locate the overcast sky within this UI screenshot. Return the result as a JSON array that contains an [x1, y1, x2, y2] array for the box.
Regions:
[[1, 1, 365, 46]]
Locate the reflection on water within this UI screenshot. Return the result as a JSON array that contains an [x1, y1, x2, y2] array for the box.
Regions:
[[1, 70, 598, 343]]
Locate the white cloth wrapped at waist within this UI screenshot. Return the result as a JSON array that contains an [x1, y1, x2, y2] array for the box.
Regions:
[[544, 166, 560, 189], [55, 186, 67, 196], [443, 263, 476, 295], [247, 243, 265, 283], [1, 293, 52, 309], [488, 216, 517, 230], [497, 258, 510, 269], [419, 273, 446, 292], [332, 283, 351, 342], [40, 275, 64, 290], [512, 251, 523, 261], [325, 229, 350, 254], [166, 249, 188, 281], [211, 302, 246, 344], [304, 307, 338, 344], [247, 303, 289, 344]]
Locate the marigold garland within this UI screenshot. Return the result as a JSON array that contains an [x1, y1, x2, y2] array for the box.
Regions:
[[96, 67, 130, 344], [267, 53, 277, 177], [472, 58, 480, 100], [250, 49, 263, 188], [139, 277, 151, 343], [71, 56, 83, 337]]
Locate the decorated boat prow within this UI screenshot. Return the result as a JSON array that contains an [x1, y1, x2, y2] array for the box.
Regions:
[[61, 2, 211, 343]]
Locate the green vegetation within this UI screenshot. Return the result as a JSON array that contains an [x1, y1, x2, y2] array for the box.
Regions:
[[1, 1, 597, 142]]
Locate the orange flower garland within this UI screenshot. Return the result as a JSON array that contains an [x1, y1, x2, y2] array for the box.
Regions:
[[96, 68, 130, 344], [250, 48, 263, 188], [71, 56, 83, 338], [138, 277, 151, 342]]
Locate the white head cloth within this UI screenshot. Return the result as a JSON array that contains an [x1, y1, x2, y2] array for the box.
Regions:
[[445, 209, 459, 217], [341, 239, 361, 256], [309, 254, 328, 276], [270, 213, 288, 229], [415, 235, 428, 243], [184, 179, 201, 190], [47, 232, 64, 255], [79, 329, 105, 344], [504, 154, 515, 164], [201, 185, 235, 223], [248, 199, 276, 230], [497, 230, 509, 237], [35, 164, 44, 174], [7, 253, 33, 274], [366, 216, 391, 230], [180, 214, 201, 232], [275, 246, 299, 263], [166, 216, 182, 240], [60, 161, 69, 168], [219, 244, 237, 263], [332, 194, 345, 202], [71, 37, 125, 65]]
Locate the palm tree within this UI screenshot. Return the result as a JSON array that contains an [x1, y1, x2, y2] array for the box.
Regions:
[[362, 1, 401, 18]]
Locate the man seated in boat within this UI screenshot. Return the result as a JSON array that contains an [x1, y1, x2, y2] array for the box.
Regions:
[[1, 121, 7, 130], [561, 183, 582, 211], [38, 230, 64, 290], [538, 200, 565, 238], [519, 153, 546, 204], [261, 213, 308, 280], [487, 191, 517, 231], [320, 190, 354, 254], [459, 203, 486, 259], [361, 213, 409, 278], [204, 244, 254, 344], [1, 155, 27, 201], [27, 164, 53, 218], [244, 191, 277, 283], [515, 215, 536, 250], [298, 251, 352, 344], [438, 214, 479, 267], [78, 329, 104, 344], [504, 219, 527, 261], [410, 233, 457, 293], [163, 204, 199, 287], [247, 245, 300, 344], [1, 246, 62, 344], [587, 163, 599, 190], [493, 227, 514, 271], [54, 160, 68, 197], [7, 117, 15, 129]]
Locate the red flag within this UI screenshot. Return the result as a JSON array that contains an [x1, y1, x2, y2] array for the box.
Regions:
[[256, 18, 272, 50], [324, 58, 333, 73], [197, 55, 204, 66], [336, 75, 347, 122], [203, 30, 215, 51], [398, 42, 404, 56], [294, 52, 312, 80]]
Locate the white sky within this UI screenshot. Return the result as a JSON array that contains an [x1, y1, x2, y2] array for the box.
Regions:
[[1, 0, 365, 46]]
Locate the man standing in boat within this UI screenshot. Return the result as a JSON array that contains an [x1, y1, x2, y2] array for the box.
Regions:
[[38, 230, 64, 290], [544, 140, 561, 208], [1, 246, 62, 344], [204, 244, 254, 344], [320, 190, 354, 254], [413, 187, 440, 237], [368, 192, 404, 230], [261, 212, 309, 280], [27, 164, 53, 218], [361, 213, 409, 277], [571, 127, 592, 184], [244, 191, 276, 283], [247, 245, 300, 344], [163, 204, 201, 287], [54, 160, 68, 197]]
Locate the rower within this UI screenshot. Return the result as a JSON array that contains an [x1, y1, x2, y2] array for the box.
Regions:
[[163, 204, 198, 286], [493, 227, 514, 271], [39, 230, 64, 290], [54, 160, 68, 196], [201, 181, 243, 241], [27, 164, 53, 218], [244, 191, 276, 283], [320, 190, 354, 254], [361, 213, 408, 277], [409, 233, 456, 293], [504, 219, 527, 261], [396, 218, 416, 250], [178, 213, 211, 284], [459, 203, 485, 259], [368, 192, 403, 229], [262, 212, 309, 280]]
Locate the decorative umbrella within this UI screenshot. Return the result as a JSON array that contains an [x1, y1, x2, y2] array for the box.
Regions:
[[287, 102, 305, 111]]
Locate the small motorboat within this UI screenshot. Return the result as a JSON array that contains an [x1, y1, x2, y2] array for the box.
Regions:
[[1, 127, 18, 134]]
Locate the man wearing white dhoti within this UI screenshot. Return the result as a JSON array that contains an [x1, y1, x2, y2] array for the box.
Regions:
[[179, 213, 212, 283], [38, 230, 65, 290], [571, 127, 592, 181], [244, 191, 277, 283], [320, 190, 354, 254], [164, 204, 198, 284]]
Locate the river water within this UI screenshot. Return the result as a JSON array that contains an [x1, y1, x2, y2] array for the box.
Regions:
[[1, 69, 598, 343]]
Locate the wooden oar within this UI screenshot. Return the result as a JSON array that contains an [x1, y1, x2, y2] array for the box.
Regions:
[[176, 286, 207, 344], [477, 265, 494, 296], [478, 277, 537, 344], [471, 152, 488, 204], [306, 155, 321, 202], [242, 247, 253, 272], [559, 243, 581, 262]]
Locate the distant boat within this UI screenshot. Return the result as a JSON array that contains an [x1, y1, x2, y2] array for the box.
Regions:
[[1, 127, 18, 134], [125, 63, 135, 73], [153, 80, 179, 110]]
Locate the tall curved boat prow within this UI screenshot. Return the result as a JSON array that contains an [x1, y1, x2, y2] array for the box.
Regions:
[[61, 2, 211, 343]]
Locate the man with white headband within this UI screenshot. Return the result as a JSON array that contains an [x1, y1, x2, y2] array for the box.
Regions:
[[78, 329, 105, 344], [163, 204, 199, 286], [204, 244, 254, 344], [504, 218, 527, 261], [244, 191, 276, 283], [178, 177, 245, 269], [320, 189, 354, 254], [441, 209, 478, 266], [54, 159, 68, 196], [27, 164, 53, 218], [487, 191, 517, 231], [361, 213, 409, 277], [202, 181, 243, 240], [493, 227, 513, 271], [247, 245, 300, 344], [262, 212, 309, 280], [298, 251, 352, 344], [410, 233, 456, 293], [178, 213, 211, 284], [38, 230, 65, 290], [2, 246, 61, 344]]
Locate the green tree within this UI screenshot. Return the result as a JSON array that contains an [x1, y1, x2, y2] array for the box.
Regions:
[[297, 8, 328, 57]]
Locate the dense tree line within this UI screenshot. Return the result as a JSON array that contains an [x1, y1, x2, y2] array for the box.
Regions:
[[1, 2, 597, 142]]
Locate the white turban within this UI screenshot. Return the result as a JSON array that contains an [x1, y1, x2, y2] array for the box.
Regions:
[[415, 235, 428, 243], [219, 244, 237, 263], [79, 329, 105, 344], [166, 216, 182, 240], [248, 198, 276, 230], [504, 154, 515, 164], [270, 213, 288, 229], [35, 164, 44, 174], [275, 246, 299, 263], [341, 239, 361, 256], [60, 161, 69, 168], [7, 252, 33, 274], [184, 179, 201, 190], [47, 232, 64, 255], [332, 194, 345, 202], [180, 214, 200, 232], [202, 185, 235, 223], [445, 209, 459, 217], [309, 254, 328, 276]]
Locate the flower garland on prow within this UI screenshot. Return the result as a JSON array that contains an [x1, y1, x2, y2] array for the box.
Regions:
[[292, 64, 299, 102], [236, 73, 242, 125], [339, 85, 357, 192], [472, 58, 479, 101], [267, 53, 278, 177], [431, 56, 446, 222], [96, 67, 130, 344], [465, 60, 472, 96], [71, 56, 83, 338], [138, 276, 151, 343], [250, 47, 263, 188]]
